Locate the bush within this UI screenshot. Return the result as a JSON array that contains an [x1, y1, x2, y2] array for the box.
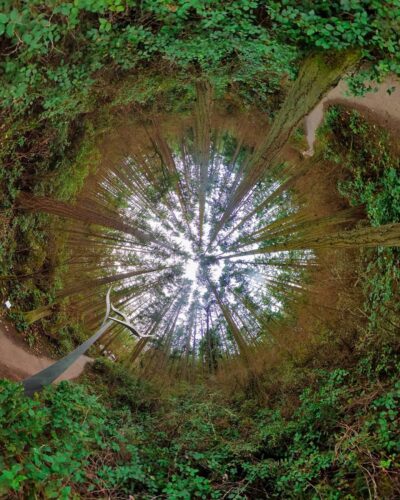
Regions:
[[0, 381, 108, 497]]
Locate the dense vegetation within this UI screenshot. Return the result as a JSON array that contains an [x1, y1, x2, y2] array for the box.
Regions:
[[1, 1, 400, 498], [1, 345, 399, 497]]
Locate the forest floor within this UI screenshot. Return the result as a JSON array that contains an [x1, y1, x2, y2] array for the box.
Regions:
[[0, 318, 92, 382]]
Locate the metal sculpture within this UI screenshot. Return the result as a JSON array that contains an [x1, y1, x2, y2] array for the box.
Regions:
[[22, 287, 152, 396], [103, 287, 156, 338]]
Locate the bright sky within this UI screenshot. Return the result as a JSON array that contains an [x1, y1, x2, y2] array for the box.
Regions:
[[183, 258, 199, 281], [116, 150, 301, 346]]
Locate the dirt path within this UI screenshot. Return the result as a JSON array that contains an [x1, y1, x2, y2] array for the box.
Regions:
[[304, 76, 400, 156], [0, 318, 92, 383]]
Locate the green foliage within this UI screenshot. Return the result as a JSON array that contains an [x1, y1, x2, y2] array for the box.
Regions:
[[267, 0, 400, 94], [89, 357, 160, 411], [0, 381, 108, 497], [0, 0, 298, 119], [1, 360, 399, 498], [1, 0, 399, 120], [334, 111, 400, 227], [325, 107, 400, 336], [1, 5, 400, 498]]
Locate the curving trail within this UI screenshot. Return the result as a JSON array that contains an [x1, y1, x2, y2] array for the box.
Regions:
[[0, 318, 92, 383], [304, 76, 400, 156]]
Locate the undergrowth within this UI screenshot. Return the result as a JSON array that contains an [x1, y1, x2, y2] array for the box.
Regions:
[[324, 106, 400, 359], [0, 356, 399, 498]]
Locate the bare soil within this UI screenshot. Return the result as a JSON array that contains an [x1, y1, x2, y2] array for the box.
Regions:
[[0, 318, 92, 383]]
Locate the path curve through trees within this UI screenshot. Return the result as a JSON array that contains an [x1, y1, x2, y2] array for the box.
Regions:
[[304, 76, 400, 156], [0, 318, 92, 382]]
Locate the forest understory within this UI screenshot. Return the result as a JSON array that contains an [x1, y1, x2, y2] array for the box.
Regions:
[[0, 2, 400, 499]]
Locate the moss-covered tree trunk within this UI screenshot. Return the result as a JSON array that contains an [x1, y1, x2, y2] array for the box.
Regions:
[[211, 50, 360, 242]]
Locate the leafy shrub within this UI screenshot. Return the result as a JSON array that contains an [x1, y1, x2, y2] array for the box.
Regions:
[[0, 358, 399, 498], [89, 358, 161, 411], [0, 381, 108, 497], [326, 107, 400, 334]]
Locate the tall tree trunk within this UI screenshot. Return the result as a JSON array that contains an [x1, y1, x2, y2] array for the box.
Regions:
[[194, 81, 213, 247], [210, 50, 360, 243], [222, 222, 400, 258], [18, 193, 154, 244]]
